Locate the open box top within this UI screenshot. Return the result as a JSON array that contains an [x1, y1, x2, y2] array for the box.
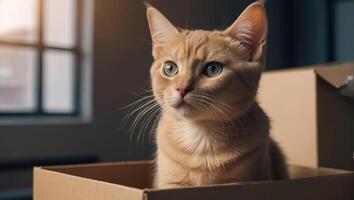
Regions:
[[33, 161, 354, 200], [257, 62, 354, 170], [314, 62, 353, 88]]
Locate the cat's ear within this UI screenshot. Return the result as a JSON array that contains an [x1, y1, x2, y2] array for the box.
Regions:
[[146, 5, 178, 46], [224, 2, 268, 60]]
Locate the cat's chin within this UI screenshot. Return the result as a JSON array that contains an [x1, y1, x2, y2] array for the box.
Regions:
[[172, 102, 198, 118]]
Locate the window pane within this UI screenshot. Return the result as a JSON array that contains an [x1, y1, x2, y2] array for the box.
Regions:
[[0, 46, 37, 112], [334, 2, 354, 61], [43, 50, 75, 113], [0, 0, 38, 43], [44, 0, 76, 47]]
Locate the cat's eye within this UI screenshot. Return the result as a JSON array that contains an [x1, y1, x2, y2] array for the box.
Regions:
[[203, 62, 223, 77], [163, 61, 179, 77]]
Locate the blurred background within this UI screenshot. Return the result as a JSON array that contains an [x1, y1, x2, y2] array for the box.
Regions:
[[0, 0, 353, 199]]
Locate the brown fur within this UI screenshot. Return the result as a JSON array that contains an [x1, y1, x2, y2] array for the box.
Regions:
[[145, 2, 288, 188]]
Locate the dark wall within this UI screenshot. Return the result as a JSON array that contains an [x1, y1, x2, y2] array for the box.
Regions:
[[0, 0, 336, 193], [285, 0, 329, 67]]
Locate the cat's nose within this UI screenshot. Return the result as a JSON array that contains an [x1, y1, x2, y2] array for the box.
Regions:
[[176, 86, 192, 97]]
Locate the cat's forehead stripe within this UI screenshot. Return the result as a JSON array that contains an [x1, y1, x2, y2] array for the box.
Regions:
[[166, 30, 240, 66], [175, 31, 210, 61]]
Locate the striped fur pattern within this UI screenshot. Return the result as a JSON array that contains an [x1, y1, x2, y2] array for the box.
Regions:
[[145, 2, 288, 188]]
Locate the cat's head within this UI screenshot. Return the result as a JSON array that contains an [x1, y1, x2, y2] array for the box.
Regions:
[[147, 2, 268, 121]]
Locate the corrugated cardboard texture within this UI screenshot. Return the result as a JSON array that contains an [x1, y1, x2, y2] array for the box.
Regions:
[[258, 68, 318, 167]]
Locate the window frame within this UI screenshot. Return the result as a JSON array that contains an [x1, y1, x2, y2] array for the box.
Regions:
[[0, 0, 84, 116]]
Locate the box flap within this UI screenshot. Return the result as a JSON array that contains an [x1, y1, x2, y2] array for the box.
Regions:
[[34, 166, 145, 200], [314, 63, 354, 88]]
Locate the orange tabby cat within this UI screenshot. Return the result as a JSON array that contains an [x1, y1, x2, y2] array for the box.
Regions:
[[146, 2, 288, 188]]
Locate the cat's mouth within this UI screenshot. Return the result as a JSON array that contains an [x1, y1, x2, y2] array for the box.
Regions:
[[167, 94, 197, 114], [172, 99, 197, 117], [175, 99, 189, 108], [170, 96, 192, 109], [167, 95, 204, 118], [173, 98, 194, 111]]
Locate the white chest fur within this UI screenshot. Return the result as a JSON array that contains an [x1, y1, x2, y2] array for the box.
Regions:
[[175, 121, 217, 153]]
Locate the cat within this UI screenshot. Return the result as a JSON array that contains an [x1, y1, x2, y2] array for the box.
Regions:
[[145, 1, 288, 188]]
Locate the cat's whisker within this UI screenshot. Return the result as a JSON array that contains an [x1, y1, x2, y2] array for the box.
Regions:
[[148, 112, 160, 143], [119, 91, 162, 155], [126, 97, 156, 117], [121, 97, 156, 131], [136, 104, 160, 145], [121, 97, 156, 129], [209, 98, 249, 135], [129, 103, 157, 150], [192, 94, 239, 133], [130, 101, 159, 134], [124, 101, 156, 152], [127, 93, 168, 148], [210, 100, 242, 132], [141, 107, 161, 145], [189, 96, 235, 133], [120, 95, 155, 110]]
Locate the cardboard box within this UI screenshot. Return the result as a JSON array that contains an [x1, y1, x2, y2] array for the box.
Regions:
[[258, 63, 354, 170], [34, 63, 354, 199], [34, 161, 354, 200]]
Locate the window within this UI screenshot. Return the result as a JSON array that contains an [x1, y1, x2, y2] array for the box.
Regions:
[[0, 0, 88, 116], [328, 0, 354, 62]]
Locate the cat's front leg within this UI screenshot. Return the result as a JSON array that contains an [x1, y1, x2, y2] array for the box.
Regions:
[[154, 171, 191, 189], [155, 181, 188, 189], [154, 150, 192, 189]]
